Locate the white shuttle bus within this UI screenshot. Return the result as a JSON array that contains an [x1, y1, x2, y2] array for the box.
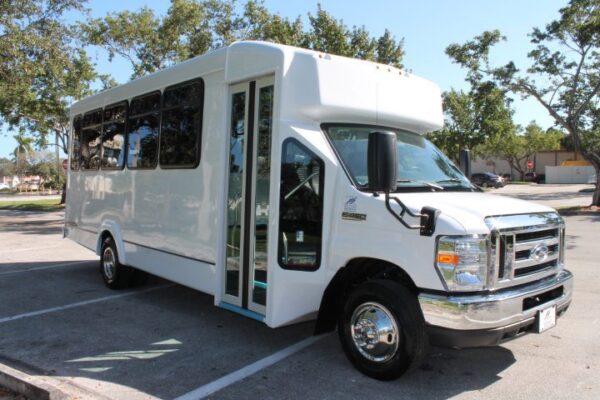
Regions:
[[66, 41, 573, 379]]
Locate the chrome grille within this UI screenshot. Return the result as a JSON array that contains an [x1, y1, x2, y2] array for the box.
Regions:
[[486, 213, 564, 290]]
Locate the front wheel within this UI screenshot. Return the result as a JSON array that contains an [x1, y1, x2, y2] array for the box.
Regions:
[[100, 237, 134, 289], [338, 280, 428, 380]]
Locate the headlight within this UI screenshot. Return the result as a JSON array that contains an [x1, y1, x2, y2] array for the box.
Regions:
[[436, 235, 489, 291]]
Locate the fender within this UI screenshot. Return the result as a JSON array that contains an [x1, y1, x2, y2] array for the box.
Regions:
[[96, 220, 127, 265]]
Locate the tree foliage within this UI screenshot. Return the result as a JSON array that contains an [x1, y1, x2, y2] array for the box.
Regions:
[[428, 85, 516, 162], [0, 0, 98, 154], [482, 122, 563, 180], [446, 0, 600, 205], [80, 0, 406, 79]]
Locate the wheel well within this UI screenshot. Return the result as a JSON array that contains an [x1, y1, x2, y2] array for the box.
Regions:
[[97, 230, 113, 255], [314, 258, 417, 334]]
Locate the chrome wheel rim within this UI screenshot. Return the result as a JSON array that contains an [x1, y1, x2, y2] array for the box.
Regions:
[[350, 302, 399, 363], [102, 247, 116, 281]]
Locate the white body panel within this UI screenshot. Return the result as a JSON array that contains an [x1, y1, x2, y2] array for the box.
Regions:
[[66, 41, 552, 329]]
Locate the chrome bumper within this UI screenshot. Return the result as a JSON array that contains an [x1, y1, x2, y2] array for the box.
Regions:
[[419, 270, 573, 332]]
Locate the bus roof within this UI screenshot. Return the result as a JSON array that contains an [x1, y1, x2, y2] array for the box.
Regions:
[[71, 41, 443, 134]]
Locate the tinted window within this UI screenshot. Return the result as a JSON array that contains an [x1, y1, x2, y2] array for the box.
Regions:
[[160, 80, 204, 167], [278, 139, 324, 270], [127, 92, 160, 169], [71, 115, 82, 170], [81, 109, 102, 170], [102, 102, 127, 169]]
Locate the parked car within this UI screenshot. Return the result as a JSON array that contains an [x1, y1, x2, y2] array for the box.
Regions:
[[0, 183, 9, 190], [470, 172, 505, 188]]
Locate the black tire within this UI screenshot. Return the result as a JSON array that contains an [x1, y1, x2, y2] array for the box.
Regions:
[[338, 279, 428, 380], [100, 236, 134, 289]]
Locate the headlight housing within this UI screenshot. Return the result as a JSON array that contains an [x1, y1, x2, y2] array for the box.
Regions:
[[436, 235, 489, 291]]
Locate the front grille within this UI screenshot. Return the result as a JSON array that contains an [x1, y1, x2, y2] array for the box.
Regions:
[[515, 228, 558, 242], [514, 259, 557, 277], [487, 213, 564, 290]]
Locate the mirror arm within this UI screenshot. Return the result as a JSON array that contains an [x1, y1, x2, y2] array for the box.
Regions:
[[384, 191, 440, 236]]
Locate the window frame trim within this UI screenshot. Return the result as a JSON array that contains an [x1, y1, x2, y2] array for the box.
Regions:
[[277, 137, 325, 272]]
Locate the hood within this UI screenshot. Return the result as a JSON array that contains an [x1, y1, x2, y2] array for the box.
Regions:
[[392, 192, 556, 234]]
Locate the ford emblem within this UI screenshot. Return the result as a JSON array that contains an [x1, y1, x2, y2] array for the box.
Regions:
[[530, 244, 549, 262]]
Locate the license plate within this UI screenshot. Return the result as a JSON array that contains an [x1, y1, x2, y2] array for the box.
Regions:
[[536, 305, 557, 333]]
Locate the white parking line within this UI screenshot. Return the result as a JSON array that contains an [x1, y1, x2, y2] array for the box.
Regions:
[[174, 334, 327, 400], [0, 284, 173, 324], [0, 260, 94, 276], [0, 245, 62, 253]]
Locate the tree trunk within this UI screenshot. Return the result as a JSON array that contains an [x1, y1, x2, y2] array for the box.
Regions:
[[592, 165, 600, 207], [60, 182, 66, 204]]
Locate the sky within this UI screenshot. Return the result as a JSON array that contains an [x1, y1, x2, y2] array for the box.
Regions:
[[0, 0, 568, 158]]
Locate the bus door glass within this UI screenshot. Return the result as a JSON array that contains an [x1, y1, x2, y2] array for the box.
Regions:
[[224, 76, 275, 316]]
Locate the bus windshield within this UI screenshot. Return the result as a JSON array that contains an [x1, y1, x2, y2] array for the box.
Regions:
[[324, 124, 473, 191]]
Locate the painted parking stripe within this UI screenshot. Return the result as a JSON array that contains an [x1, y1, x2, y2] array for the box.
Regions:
[[0, 284, 173, 324], [0, 245, 62, 253], [175, 334, 328, 400], [0, 260, 94, 276]]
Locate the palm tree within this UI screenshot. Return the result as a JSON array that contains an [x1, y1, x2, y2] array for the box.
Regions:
[[13, 134, 34, 190]]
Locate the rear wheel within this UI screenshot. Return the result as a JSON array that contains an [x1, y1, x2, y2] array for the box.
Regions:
[[338, 279, 428, 380], [100, 236, 134, 289]]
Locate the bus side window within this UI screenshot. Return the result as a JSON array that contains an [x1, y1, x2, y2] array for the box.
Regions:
[[278, 139, 324, 271], [81, 109, 102, 170], [160, 79, 204, 168], [101, 102, 127, 169], [127, 92, 160, 169], [71, 115, 82, 170]]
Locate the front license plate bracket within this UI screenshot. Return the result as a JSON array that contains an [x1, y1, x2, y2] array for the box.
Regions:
[[535, 305, 557, 333]]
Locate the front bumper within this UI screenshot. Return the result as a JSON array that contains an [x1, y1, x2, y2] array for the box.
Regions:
[[418, 270, 573, 347]]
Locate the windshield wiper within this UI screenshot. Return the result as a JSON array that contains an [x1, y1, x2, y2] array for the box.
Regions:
[[396, 179, 444, 190], [435, 178, 464, 184], [436, 178, 479, 191]]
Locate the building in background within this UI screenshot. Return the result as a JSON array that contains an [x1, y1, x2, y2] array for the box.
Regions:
[[472, 150, 593, 183]]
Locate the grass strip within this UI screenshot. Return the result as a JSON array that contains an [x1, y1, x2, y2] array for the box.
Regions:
[[0, 199, 64, 211]]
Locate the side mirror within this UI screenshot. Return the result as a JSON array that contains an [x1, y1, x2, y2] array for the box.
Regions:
[[459, 148, 471, 178], [368, 131, 397, 193]]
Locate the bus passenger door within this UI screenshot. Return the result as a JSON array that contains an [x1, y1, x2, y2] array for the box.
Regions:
[[222, 76, 274, 318]]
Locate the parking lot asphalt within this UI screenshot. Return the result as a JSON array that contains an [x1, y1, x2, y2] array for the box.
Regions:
[[0, 209, 599, 400], [493, 183, 595, 208]]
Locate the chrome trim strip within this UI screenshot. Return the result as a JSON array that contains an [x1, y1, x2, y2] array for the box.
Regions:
[[419, 270, 573, 330], [484, 212, 563, 231], [515, 237, 559, 251], [515, 253, 559, 269]]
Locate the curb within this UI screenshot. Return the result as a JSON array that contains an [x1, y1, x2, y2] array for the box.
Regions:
[[0, 363, 67, 400], [0, 363, 97, 400]]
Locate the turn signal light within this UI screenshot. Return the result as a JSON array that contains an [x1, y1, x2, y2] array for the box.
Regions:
[[437, 253, 460, 265]]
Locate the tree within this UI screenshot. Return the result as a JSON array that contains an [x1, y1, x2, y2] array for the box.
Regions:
[[12, 133, 34, 182], [239, 0, 305, 46], [81, 0, 406, 79], [483, 122, 563, 180], [428, 86, 516, 162], [304, 6, 404, 68], [0, 157, 15, 178], [29, 151, 63, 190], [0, 0, 97, 155], [446, 0, 600, 205]]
